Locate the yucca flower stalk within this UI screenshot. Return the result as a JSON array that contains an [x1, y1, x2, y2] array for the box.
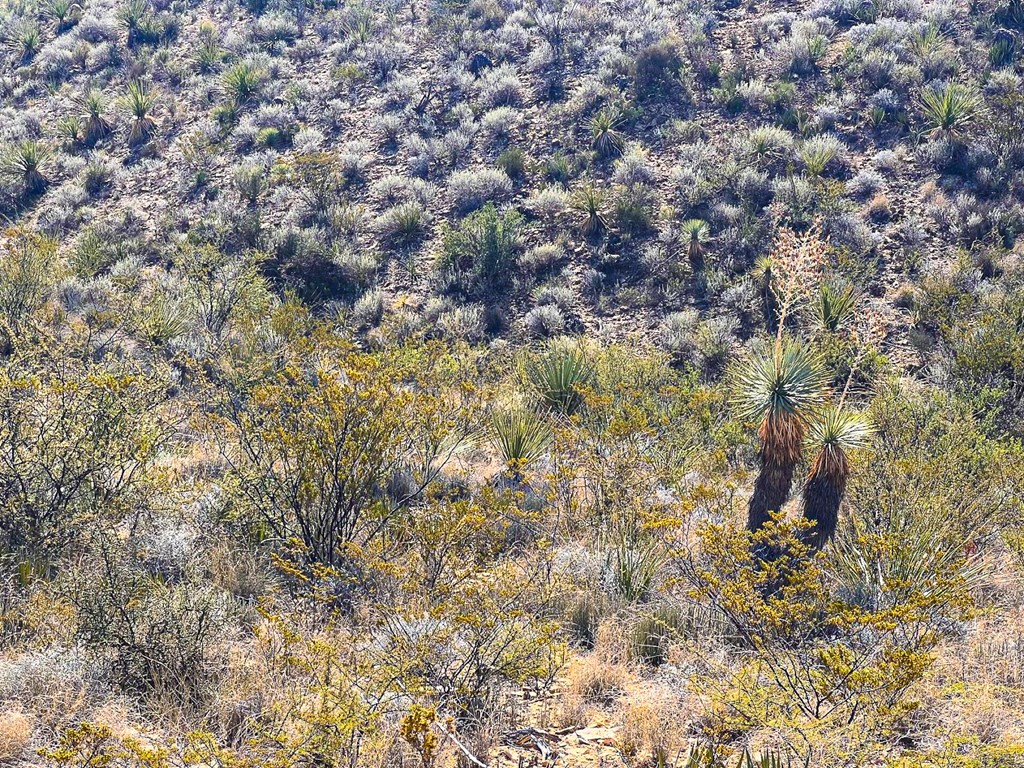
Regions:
[[734, 338, 828, 533], [802, 407, 872, 549]]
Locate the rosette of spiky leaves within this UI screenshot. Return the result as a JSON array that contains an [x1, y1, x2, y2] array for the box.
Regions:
[[815, 280, 858, 332], [3, 140, 50, 194], [590, 108, 624, 159], [920, 82, 982, 140], [122, 80, 157, 146], [82, 90, 111, 145], [572, 183, 607, 240], [525, 340, 596, 415], [491, 407, 551, 476], [680, 218, 709, 268], [801, 407, 872, 550], [734, 338, 829, 532]]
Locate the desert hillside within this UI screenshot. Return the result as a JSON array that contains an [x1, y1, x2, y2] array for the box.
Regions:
[[1, 0, 1024, 764]]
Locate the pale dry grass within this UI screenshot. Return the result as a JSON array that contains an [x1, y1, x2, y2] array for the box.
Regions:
[[616, 683, 690, 767], [565, 654, 632, 706], [0, 709, 32, 763]]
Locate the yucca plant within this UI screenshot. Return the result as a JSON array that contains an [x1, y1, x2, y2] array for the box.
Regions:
[[56, 115, 83, 147], [47, 0, 82, 31], [681, 218, 710, 268], [342, 6, 374, 44], [607, 534, 663, 602], [815, 280, 858, 332], [920, 82, 982, 140], [910, 24, 945, 57], [122, 80, 157, 146], [196, 37, 225, 73], [82, 90, 112, 144], [734, 338, 828, 533], [9, 22, 41, 63], [801, 407, 871, 550], [572, 183, 607, 239], [120, 0, 156, 47], [491, 407, 551, 475], [223, 61, 264, 107], [3, 140, 51, 194], [989, 33, 1016, 67], [590, 108, 624, 158], [525, 340, 595, 415]]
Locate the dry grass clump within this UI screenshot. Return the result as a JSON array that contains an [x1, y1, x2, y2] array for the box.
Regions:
[[617, 685, 692, 768], [0, 710, 33, 762]]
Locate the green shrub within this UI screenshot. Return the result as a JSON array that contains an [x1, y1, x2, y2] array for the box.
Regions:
[[69, 543, 232, 707], [633, 40, 683, 99], [223, 61, 265, 107], [440, 203, 523, 294], [496, 147, 527, 181], [568, 595, 604, 649], [256, 126, 289, 149]]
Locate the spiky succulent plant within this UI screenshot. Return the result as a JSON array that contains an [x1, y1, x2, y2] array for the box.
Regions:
[[680, 218, 710, 267], [491, 407, 551, 474], [920, 83, 982, 140], [734, 338, 829, 532], [801, 407, 872, 550]]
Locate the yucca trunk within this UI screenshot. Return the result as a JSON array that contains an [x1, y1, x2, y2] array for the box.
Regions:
[[801, 446, 850, 550], [747, 411, 804, 532]]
